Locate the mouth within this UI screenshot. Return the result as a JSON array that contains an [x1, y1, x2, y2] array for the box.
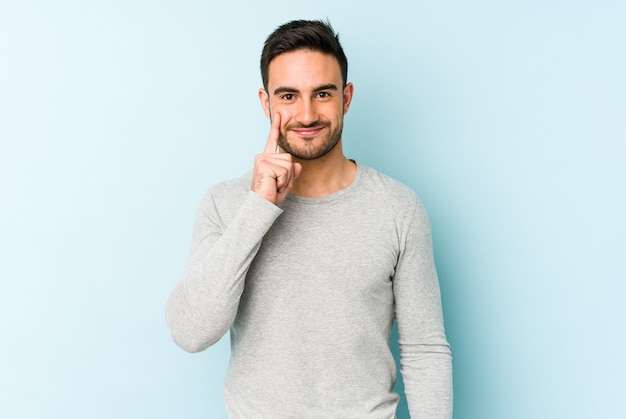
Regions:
[[290, 125, 325, 138]]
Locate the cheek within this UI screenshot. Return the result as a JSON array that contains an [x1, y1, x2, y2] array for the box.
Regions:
[[326, 99, 344, 114], [270, 102, 289, 116], [276, 109, 296, 127], [278, 116, 291, 134]]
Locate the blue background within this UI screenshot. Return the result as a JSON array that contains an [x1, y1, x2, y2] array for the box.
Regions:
[[1, 1, 624, 418]]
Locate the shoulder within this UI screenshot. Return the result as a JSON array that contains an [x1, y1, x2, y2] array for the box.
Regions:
[[356, 164, 431, 228], [357, 165, 422, 207], [197, 171, 253, 218], [207, 171, 252, 201]]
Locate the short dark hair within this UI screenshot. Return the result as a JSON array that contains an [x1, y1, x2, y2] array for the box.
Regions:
[[260, 19, 348, 90]]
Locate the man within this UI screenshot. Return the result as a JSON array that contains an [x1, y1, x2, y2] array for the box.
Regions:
[[166, 19, 452, 418]]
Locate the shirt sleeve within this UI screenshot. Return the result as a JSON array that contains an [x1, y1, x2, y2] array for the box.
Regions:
[[165, 189, 282, 353], [393, 197, 453, 418]]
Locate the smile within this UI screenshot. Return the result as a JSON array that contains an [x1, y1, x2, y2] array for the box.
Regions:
[[291, 126, 325, 137]]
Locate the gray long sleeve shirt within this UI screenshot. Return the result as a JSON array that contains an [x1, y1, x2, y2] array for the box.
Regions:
[[166, 164, 452, 418]]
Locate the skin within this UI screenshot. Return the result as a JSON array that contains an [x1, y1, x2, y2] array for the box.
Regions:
[[253, 49, 355, 204]]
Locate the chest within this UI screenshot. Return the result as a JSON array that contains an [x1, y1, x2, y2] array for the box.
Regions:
[[247, 201, 401, 304]]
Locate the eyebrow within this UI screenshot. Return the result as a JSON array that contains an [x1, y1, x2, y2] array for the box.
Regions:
[[272, 84, 339, 96]]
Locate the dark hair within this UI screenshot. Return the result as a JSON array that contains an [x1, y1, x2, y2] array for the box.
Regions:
[[260, 19, 348, 90]]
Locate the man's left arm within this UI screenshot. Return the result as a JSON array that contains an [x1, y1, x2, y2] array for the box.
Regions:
[[393, 196, 453, 418]]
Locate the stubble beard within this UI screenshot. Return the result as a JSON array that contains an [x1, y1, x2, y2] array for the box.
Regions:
[[278, 119, 344, 161]]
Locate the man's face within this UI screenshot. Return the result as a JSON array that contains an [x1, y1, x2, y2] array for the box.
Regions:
[[259, 49, 353, 160]]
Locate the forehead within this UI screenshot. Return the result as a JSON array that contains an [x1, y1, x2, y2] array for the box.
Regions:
[[267, 49, 342, 90]]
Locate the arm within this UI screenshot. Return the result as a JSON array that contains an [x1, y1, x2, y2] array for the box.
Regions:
[[165, 189, 282, 352], [166, 111, 300, 353], [393, 198, 453, 418]]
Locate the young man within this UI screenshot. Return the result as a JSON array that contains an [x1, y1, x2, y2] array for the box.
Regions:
[[166, 20, 452, 418]]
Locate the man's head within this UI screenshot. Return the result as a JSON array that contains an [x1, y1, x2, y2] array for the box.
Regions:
[[260, 19, 348, 91], [258, 20, 353, 161]]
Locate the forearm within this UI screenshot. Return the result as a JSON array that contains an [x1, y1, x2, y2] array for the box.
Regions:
[[401, 342, 453, 418], [165, 190, 282, 352]]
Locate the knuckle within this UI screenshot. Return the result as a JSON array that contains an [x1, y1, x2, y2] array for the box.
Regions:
[[254, 155, 270, 168]]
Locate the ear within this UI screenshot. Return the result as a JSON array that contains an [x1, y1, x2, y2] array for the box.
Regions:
[[259, 88, 271, 119], [342, 82, 354, 115]]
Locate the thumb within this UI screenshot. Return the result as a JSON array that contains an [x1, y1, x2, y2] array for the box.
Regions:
[[293, 162, 303, 180], [285, 162, 302, 191]]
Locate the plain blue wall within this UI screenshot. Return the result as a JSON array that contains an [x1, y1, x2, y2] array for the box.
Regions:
[[1, 1, 624, 418]]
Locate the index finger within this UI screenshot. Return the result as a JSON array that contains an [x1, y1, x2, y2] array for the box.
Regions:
[[263, 112, 281, 154]]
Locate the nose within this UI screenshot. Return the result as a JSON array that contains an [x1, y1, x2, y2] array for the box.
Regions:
[[295, 97, 318, 126]]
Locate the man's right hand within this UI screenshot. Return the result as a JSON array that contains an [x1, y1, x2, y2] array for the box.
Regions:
[[251, 113, 302, 205]]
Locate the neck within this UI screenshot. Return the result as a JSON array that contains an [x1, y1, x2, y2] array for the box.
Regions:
[[290, 140, 357, 198]]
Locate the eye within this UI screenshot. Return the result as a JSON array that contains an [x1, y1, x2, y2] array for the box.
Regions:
[[281, 93, 295, 101], [317, 91, 330, 98]]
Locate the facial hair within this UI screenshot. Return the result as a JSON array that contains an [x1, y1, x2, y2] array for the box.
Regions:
[[278, 119, 343, 160]]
